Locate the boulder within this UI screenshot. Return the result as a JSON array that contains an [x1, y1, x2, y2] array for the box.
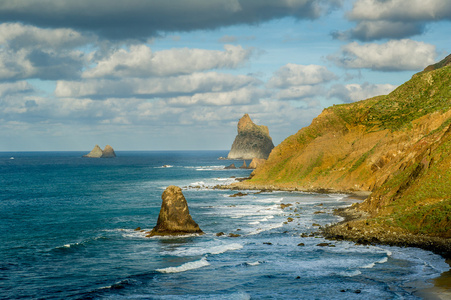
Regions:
[[227, 114, 274, 160], [224, 163, 237, 169], [148, 186, 203, 236]]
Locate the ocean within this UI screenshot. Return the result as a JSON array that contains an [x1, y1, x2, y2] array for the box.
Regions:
[[0, 151, 448, 299]]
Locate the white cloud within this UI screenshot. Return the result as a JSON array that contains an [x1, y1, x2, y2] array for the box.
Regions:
[[348, 0, 451, 22], [55, 72, 261, 98], [339, 0, 451, 40], [83, 44, 253, 78], [275, 85, 324, 100], [267, 64, 337, 88], [328, 82, 398, 102], [0, 81, 33, 97], [328, 39, 437, 71], [0, 23, 92, 50]]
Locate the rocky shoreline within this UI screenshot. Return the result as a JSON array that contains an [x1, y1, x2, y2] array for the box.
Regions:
[[223, 181, 451, 259], [322, 204, 451, 259]]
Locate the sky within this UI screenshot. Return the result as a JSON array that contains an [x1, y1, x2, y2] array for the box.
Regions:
[[1, 0, 450, 151]]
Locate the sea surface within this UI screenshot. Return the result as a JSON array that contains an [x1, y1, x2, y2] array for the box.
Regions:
[[0, 151, 449, 299]]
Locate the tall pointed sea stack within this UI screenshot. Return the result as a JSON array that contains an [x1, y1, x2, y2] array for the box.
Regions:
[[227, 114, 274, 160], [148, 186, 203, 237]]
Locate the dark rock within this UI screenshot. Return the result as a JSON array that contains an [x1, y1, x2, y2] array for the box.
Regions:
[[216, 232, 225, 237], [147, 186, 203, 236], [263, 242, 272, 245], [280, 203, 292, 209], [317, 243, 330, 247], [224, 163, 237, 169], [134, 227, 141, 231], [229, 192, 248, 197], [227, 114, 275, 160], [297, 243, 305, 246], [239, 160, 248, 169], [229, 233, 241, 237]]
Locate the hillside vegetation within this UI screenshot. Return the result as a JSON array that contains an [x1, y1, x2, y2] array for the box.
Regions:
[[234, 64, 451, 240]]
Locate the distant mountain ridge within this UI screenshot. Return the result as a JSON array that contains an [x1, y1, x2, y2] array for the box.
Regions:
[[233, 55, 451, 245]]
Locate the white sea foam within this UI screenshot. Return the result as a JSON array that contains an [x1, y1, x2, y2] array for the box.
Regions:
[[163, 242, 243, 256], [361, 262, 375, 269], [156, 257, 210, 273], [246, 261, 261, 266], [248, 222, 284, 235], [377, 257, 388, 264], [337, 270, 362, 277]]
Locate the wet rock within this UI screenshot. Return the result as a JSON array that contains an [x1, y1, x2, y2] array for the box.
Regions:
[[297, 243, 305, 246], [147, 186, 203, 237], [229, 233, 241, 237], [229, 192, 248, 197], [224, 163, 237, 169], [216, 232, 225, 237]]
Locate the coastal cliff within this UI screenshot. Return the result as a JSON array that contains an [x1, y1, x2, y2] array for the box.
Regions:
[[233, 57, 451, 253], [227, 114, 274, 160]]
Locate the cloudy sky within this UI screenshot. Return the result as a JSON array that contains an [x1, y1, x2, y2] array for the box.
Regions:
[[1, 0, 449, 151]]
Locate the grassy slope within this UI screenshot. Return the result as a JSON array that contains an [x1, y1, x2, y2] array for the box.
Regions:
[[245, 66, 451, 237]]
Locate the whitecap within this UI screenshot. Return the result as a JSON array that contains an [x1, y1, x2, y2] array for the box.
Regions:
[[156, 257, 210, 273], [163, 242, 243, 256], [337, 270, 362, 277], [246, 261, 261, 266], [360, 262, 375, 269]]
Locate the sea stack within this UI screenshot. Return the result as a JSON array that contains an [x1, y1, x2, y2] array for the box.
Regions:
[[227, 114, 274, 160], [147, 186, 203, 237], [83, 145, 116, 158]]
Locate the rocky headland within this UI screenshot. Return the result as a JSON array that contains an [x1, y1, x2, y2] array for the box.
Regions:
[[230, 56, 451, 257], [147, 185, 203, 236], [227, 114, 274, 160], [83, 145, 116, 158]]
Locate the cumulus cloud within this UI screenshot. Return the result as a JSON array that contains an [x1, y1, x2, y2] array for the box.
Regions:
[[328, 82, 398, 102], [83, 44, 253, 78], [327, 39, 437, 71], [267, 64, 337, 88], [0, 23, 90, 80], [0, 81, 34, 97], [55, 72, 261, 98], [267, 64, 336, 101], [0, 0, 342, 40], [338, 0, 451, 41]]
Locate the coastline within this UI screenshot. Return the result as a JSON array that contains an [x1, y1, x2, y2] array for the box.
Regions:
[[222, 181, 451, 298]]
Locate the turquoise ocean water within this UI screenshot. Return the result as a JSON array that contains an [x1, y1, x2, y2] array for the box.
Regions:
[[0, 151, 448, 299]]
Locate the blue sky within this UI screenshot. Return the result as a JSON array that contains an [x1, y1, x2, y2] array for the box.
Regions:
[[1, 0, 450, 151]]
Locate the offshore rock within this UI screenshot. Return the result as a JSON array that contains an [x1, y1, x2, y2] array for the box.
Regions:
[[101, 145, 116, 158], [148, 186, 203, 236], [83, 145, 104, 158], [83, 145, 116, 158], [227, 114, 274, 160]]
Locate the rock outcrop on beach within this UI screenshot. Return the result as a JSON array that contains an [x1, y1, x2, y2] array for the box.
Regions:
[[83, 145, 116, 158], [249, 158, 266, 169], [148, 185, 203, 236], [232, 55, 451, 249], [227, 114, 274, 160]]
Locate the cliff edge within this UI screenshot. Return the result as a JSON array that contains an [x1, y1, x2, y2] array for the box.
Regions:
[[232, 56, 451, 252], [227, 114, 274, 160]]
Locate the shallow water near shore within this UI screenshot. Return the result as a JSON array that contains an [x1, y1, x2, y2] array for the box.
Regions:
[[1, 151, 449, 299]]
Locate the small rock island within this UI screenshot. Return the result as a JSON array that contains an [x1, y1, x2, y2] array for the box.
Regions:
[[227, 114, 274, 160], [83, 145, 116, 158], [147, 185, 203, 237]]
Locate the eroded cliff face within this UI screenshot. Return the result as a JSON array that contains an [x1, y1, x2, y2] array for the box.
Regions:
[[234, 65, 451, 238], [227, 114, 274, 160]]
